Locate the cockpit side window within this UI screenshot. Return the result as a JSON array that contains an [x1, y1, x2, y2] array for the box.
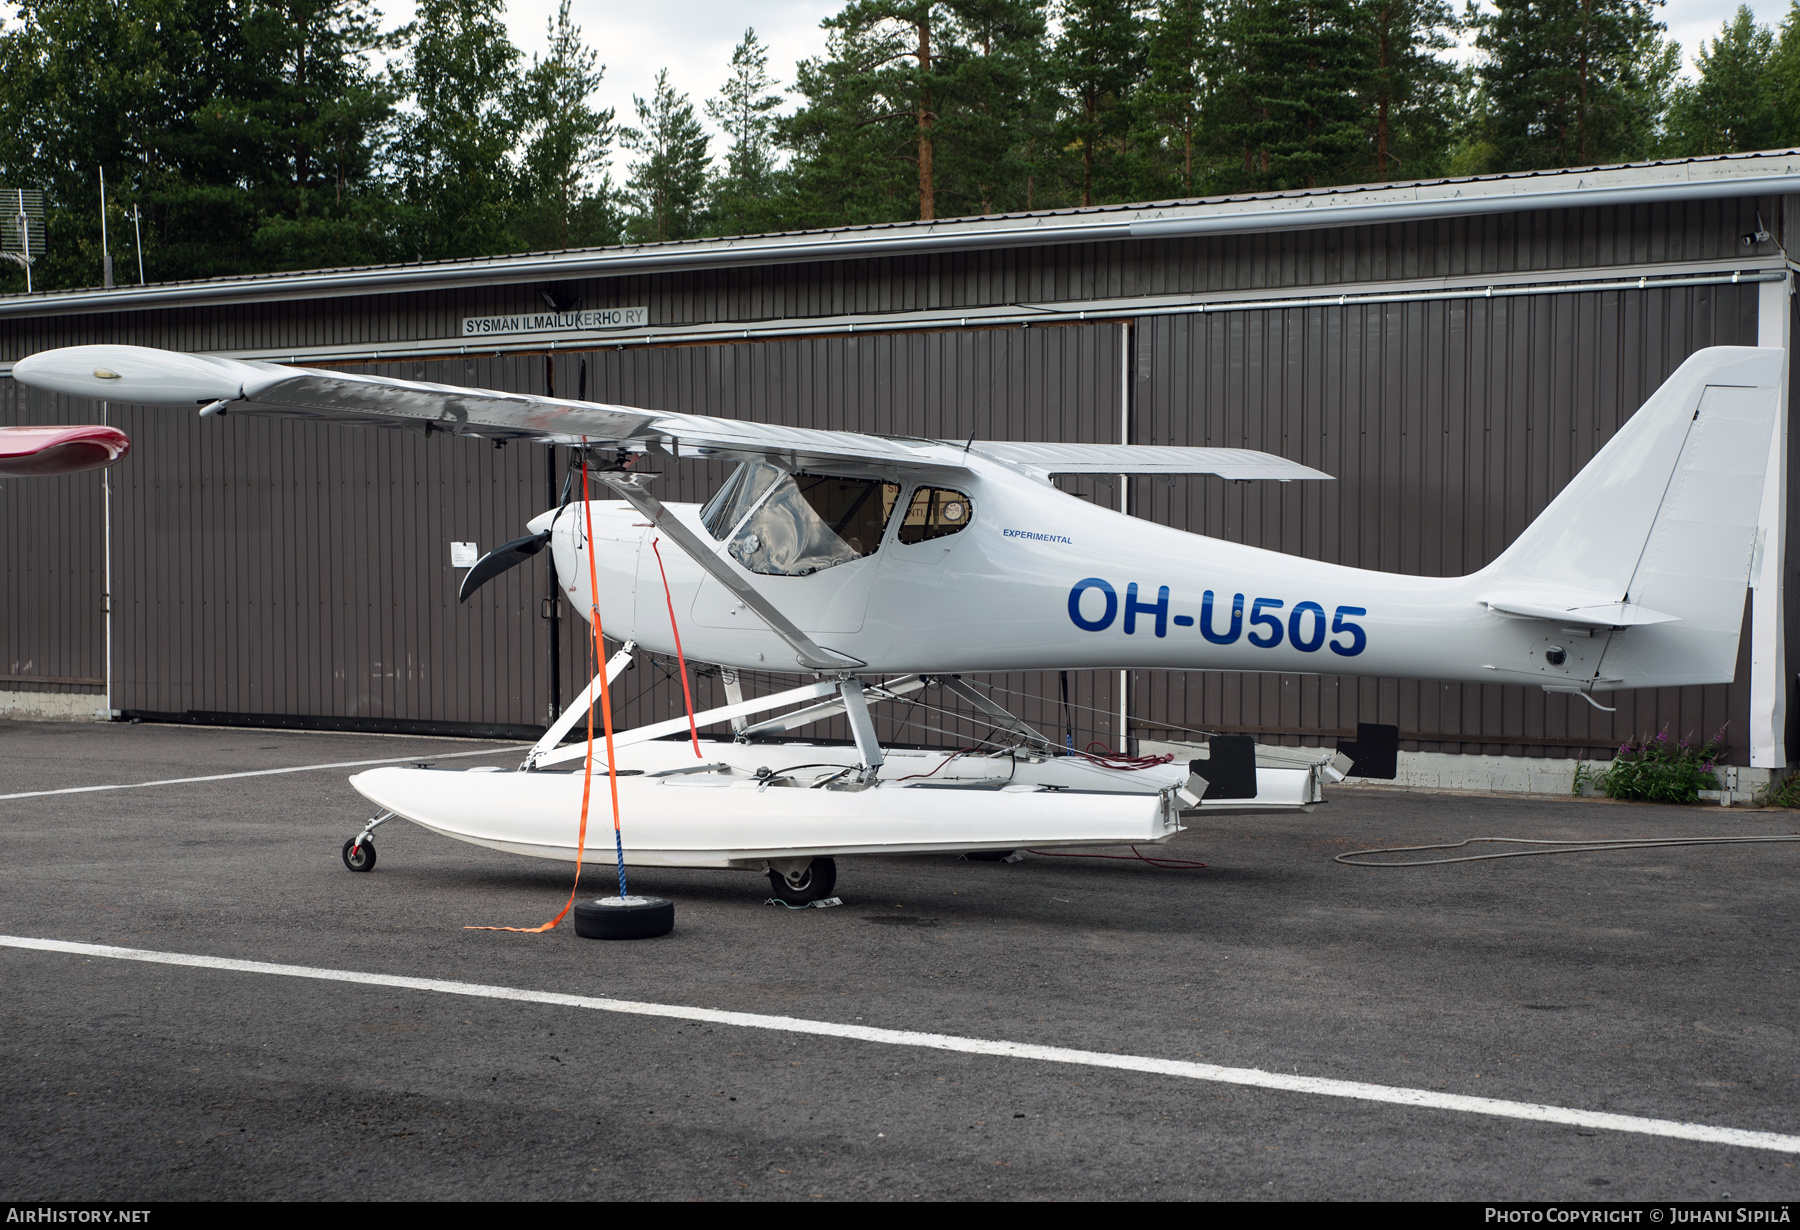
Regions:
[[700, 462, 779, 541], [703, 462, 900, 576], [896, 486, 974, 545]]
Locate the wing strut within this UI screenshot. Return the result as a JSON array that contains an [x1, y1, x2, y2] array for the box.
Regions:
[[523, 639, 637, 770], [596, 471, 863, 672]]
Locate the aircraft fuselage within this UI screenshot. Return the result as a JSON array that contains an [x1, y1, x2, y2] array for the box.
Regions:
[[545, 454, 1622, 692]]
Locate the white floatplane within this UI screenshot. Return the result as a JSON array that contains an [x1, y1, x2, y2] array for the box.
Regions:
[[12, 344, 1780, 901]]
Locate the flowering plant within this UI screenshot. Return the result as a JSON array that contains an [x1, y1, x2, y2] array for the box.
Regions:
[[1577, 726, 1725, 804]]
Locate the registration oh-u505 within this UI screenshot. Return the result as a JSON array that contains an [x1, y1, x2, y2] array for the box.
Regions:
[[1067, 577, 1367, 656]]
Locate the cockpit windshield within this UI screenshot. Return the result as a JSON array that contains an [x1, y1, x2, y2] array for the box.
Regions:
[[700, 463, 900, 577]]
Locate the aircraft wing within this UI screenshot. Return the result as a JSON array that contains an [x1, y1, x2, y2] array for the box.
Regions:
[[969, 442, 1334, 481], [12, 346, 1325, 480], [10, 345, 948, 473]]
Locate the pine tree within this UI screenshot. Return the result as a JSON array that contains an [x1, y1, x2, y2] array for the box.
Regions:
[[0, 0, 235, 288], [620, 70, 712, 242], [240, 0, 398, 270], [388, 0, 521, 260], [1474, 0, 1663, 170], [1054, 0, 1147, 206], [706, 29, 786, 236], [1208, 0, 1372, 192], [511, 0, 618, 250], [1666, 7, 1777, 155], [1770, 2, 1800, 145], [781, 1, 1051, 224], [781, 2, 957, 224], [1141, 0, 1211, 198], [1362, 0, 1459, 181], [933, 0, 1050, 216]]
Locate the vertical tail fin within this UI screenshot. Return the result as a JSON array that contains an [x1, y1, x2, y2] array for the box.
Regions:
[[1480, 346, 1782, 689]]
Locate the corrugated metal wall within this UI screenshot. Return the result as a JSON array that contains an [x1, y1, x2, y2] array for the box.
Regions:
[[102, 355, 555, 734], [2, 197, 1788, 763], [1, 377, 106, 699], [0, 199, 1777, 361]]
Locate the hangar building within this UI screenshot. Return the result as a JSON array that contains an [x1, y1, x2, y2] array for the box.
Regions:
[[4, 152, 1797, 789]]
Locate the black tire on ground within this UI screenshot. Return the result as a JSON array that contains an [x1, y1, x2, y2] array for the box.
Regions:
[[766, 856, 837, 904], [341, 836, 376, 873], [572, 895, 675, 940], [961, 850, 1016, 862]]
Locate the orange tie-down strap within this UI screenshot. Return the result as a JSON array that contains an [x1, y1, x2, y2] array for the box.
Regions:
[[468, 452, 625, 933]]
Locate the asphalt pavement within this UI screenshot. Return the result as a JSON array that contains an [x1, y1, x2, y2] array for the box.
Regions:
[[2, 717, 1798, 1201]]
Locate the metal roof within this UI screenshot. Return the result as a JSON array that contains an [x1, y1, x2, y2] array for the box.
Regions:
[[4, 149, 1797, 319]]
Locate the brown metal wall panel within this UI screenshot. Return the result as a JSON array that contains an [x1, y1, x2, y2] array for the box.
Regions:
[[1131, 282, 1761, 762], [1, 378, 105, 694], [2, 198, 1786, 765], [1, 197, 1780, 365], [106, 391, 550, 729]]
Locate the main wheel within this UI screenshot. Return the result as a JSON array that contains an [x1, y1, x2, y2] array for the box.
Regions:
[[767, 856, 837, 904], [573, 895, 675, 940], [341, 836, 377, 873]]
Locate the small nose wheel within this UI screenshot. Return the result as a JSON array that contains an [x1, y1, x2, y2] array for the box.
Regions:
[[342, 836, 377, 872]]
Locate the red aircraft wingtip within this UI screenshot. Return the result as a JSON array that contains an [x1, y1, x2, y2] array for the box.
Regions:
[[0, 424, 132, 477]]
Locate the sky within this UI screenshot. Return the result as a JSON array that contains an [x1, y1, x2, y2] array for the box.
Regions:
[[377, 0, 1800, 149]]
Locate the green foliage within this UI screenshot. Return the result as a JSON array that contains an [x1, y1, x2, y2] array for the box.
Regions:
[[620, 70, 712, 242], [706, 30, 787, 237], [11, 0, 1800, 285], [1771, 3, 1800, 145], [1055, 0, 1147, 205], [1753, 772, 1800, 808], [1140, 0, 1212, 197], [1666, 7, 1779, 156], [1361, 0, 1461, 181], [387, 0, 521, 260], [511, 0, 619, 250], [1473, 0, 1663, 168], [0, 0, 398, 291], [1579, 727, 1725, 804]]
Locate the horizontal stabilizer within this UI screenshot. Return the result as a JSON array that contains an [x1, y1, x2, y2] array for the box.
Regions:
[[1479, 593, 1680, 627]]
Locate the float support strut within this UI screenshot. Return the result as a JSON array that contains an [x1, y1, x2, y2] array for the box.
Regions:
[[840, 678, 884, 782]]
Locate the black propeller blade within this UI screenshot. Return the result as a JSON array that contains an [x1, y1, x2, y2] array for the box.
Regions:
[[458, 530, 551, 603]]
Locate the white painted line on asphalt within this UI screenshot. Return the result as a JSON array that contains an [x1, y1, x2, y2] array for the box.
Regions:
[[0, 745, 530, 801], [5, 933, 1798, 1156]]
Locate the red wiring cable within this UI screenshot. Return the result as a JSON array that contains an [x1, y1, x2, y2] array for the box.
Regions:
[[1024, 847, 1208, 869], [1078, 740, 1176, 771], [896, 747, 980, 781], [651, 536, 702, 758]]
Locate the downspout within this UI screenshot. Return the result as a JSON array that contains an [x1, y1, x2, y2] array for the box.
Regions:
[[102, 399, 114, 718], [1119, 320, 1132, 755], [1752, 268, 1792, 772]]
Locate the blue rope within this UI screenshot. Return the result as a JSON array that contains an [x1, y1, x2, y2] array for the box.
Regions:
[[613, 824, 628, 899]]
